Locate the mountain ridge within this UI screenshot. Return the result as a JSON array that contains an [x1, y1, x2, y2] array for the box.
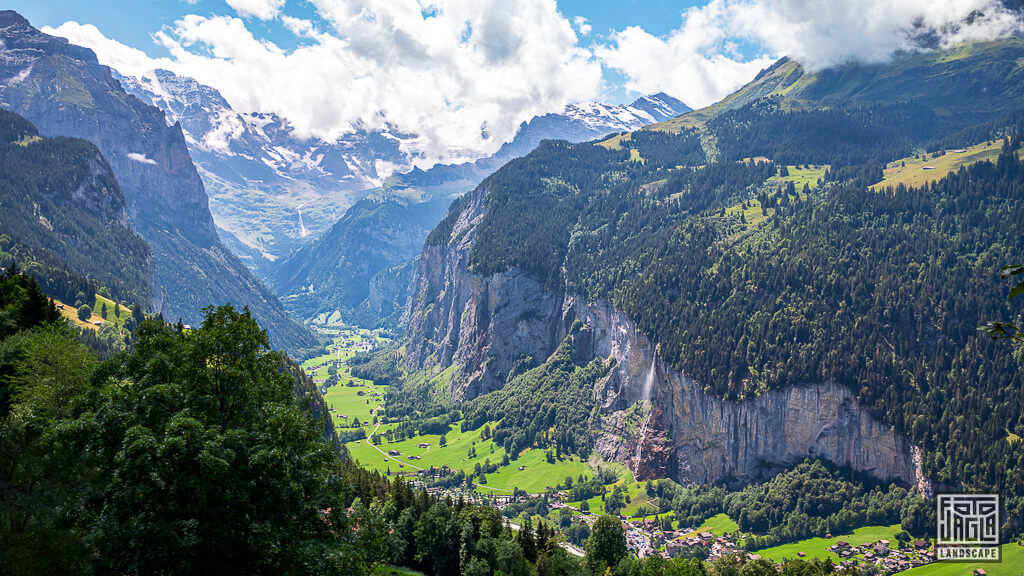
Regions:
[[115, 67, 690, 275], [0, 11, 316, 352], [395, 38, 1024, 517], [264, 92, 690, 325]]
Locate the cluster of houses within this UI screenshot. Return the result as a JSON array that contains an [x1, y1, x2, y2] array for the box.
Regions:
[[665, 530, 749, 562], [829, 538, 936, 574]]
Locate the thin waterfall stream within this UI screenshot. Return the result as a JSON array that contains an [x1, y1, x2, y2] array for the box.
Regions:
[[632, 357, 657, 479]]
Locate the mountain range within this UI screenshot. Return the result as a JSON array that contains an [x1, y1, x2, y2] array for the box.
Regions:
[[116, 66, 689, 280], [114, 68, 416, 271], [262, 93, 690, 324], [0, 10, 316, 352], [392, 36, 1024, 520]]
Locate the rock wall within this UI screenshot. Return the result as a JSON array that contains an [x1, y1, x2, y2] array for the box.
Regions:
[[406, 182, 922, 488], [0, 11, 316, 351]]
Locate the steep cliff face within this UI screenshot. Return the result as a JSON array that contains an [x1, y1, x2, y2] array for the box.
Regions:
[[406, 183, 921, 487], [0, 11, 315, 351], [0, 108, 153, 305]]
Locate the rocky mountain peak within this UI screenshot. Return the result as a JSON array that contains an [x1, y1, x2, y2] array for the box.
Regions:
[[0, 10, 98, 66]]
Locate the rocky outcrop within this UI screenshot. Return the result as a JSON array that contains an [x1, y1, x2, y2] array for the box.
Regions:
[[406, 182, 922, 488]]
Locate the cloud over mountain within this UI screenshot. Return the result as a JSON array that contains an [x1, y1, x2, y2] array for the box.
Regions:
[[48, 0, 602, 168], [598, 0, 1023, 108], [46, 0, 1023, 165]]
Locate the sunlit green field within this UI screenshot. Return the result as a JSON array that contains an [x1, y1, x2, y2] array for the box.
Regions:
[[871, 141, 1005, 190], [755, 524, 901, 562], [771, 164, 827, 189], [478, 449, 591, 493], [344, 416, 592, 493], [324, 381, 385, 429], [686, 513, 740, 536]]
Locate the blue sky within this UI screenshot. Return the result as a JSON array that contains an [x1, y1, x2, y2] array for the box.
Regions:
[[10, 0, 708, 104], [15, 0, 1020, 165], [10, 1, 698, 55]]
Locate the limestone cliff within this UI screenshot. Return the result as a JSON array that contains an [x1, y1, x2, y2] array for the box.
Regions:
[[406, 182, 922, 488]]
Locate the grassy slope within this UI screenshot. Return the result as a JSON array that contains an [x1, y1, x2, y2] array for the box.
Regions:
[[52, 296, 129, 331], [755, 524, 901, 562], [871, 143, 1022, 190], [686, 513, 740, 537]]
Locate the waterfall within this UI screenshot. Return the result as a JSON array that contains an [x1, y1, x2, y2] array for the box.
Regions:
[[632, 357, 657, 479], [297, 205, 308, 238]]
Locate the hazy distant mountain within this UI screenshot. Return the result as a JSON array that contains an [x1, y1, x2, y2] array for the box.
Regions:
[[115, 68, 415, 271], [0, 11, 316, 352], [265, 93, 691, 325], [117, 67, 690, 278]]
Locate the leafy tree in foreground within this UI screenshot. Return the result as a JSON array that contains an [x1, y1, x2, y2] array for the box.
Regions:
[[0, 323, 96, 575], [586, 515, 627, 574], [52, 305, 365, 575]]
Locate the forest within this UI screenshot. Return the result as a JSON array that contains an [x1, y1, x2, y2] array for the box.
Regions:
[[0, 110, 152, 309], [1, 269, 855, 576], [437, 97, 1024, 537]]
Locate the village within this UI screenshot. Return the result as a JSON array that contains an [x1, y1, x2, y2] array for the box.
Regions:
[[399, 465, 945, 574], [303, 324, 954, 575]]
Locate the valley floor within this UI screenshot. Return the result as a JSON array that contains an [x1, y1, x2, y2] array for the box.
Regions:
[[301, 322, 1020, 573]]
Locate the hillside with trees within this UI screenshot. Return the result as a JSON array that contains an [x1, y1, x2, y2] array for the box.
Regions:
[[0, 109, 152, 308], [412, 41, 1024, 537]]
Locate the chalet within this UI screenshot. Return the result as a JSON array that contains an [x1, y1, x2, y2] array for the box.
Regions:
[[387, 450, 401, 456], [922, 165, 936, 170], [417, 442, 430, 448], [700, 532, 714, 539], [517, 466, 526, 471], [874, 543, 890, 556], [973, 570, 987, 576], [913, 539, 929, 549]]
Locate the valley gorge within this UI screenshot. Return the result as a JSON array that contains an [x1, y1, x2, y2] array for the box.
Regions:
[[405, 178, 924, 489]]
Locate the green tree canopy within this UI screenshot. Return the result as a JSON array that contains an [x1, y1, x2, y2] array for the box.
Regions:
[[52, 305, 364, 575], [585, 515, 626, 573]]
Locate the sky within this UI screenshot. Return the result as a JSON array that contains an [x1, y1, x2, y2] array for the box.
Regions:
[[9, 0, 1022, 167]]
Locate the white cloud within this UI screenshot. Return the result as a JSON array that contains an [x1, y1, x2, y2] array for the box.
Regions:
[[572, 16, 591, 36], [47, 0, 1023, 166], [226, 0, 285, 21], [127, 152, 158, 165], [48, 1, 602, 167], [45, 22, 176, 78], [597, 0, 1022, 109]]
